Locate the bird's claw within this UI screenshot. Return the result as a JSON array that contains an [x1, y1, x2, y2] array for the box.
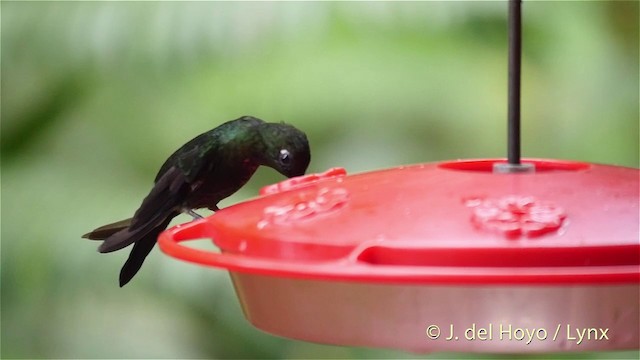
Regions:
[[184, 209, 204, 221]]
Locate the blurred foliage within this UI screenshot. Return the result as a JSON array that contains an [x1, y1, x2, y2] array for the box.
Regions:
[[1, 1, 638, 359]]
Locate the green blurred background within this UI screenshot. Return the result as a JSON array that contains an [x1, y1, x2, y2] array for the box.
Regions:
[[2, 1, 638, 359]]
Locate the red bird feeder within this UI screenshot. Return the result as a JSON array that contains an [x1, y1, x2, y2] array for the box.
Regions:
[[159, 161, 639, 353], [158, 0, 639, 353]]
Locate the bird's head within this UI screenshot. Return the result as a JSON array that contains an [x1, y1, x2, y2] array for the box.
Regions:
[[258, 122, 310, 178]]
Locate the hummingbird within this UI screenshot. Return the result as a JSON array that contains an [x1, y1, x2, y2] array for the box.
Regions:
[[83, 116, 310, 287]]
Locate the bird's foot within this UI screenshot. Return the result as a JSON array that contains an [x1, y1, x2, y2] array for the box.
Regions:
[[184, 209, 204, 221]]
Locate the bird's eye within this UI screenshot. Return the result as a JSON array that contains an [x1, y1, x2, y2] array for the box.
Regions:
[[279, 149, 291, 165]]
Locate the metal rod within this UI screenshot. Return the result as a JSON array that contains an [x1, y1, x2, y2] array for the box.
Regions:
[[507, 0, 522, 165]]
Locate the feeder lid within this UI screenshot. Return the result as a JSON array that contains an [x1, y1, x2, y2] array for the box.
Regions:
[[159, 159, 640, 285]]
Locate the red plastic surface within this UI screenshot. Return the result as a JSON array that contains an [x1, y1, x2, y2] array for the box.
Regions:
[[159, 159, 640, 285], [259, 167, 347, 195]]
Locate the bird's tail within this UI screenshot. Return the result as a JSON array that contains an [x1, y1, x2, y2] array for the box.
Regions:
[[119, 215, 175, 287], [83, 218, 132, 240], [83, 212, 178, 286]]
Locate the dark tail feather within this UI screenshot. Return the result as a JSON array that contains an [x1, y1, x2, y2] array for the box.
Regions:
[[119, 215, 176, 287], [98, 211, 175, 253], [83, 218, 133, 240]]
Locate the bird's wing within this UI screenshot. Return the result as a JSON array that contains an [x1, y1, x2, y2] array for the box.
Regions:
[[98, 166, 188, 253], [155, 134, 218, 184], [177, 142, 221, 184]]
